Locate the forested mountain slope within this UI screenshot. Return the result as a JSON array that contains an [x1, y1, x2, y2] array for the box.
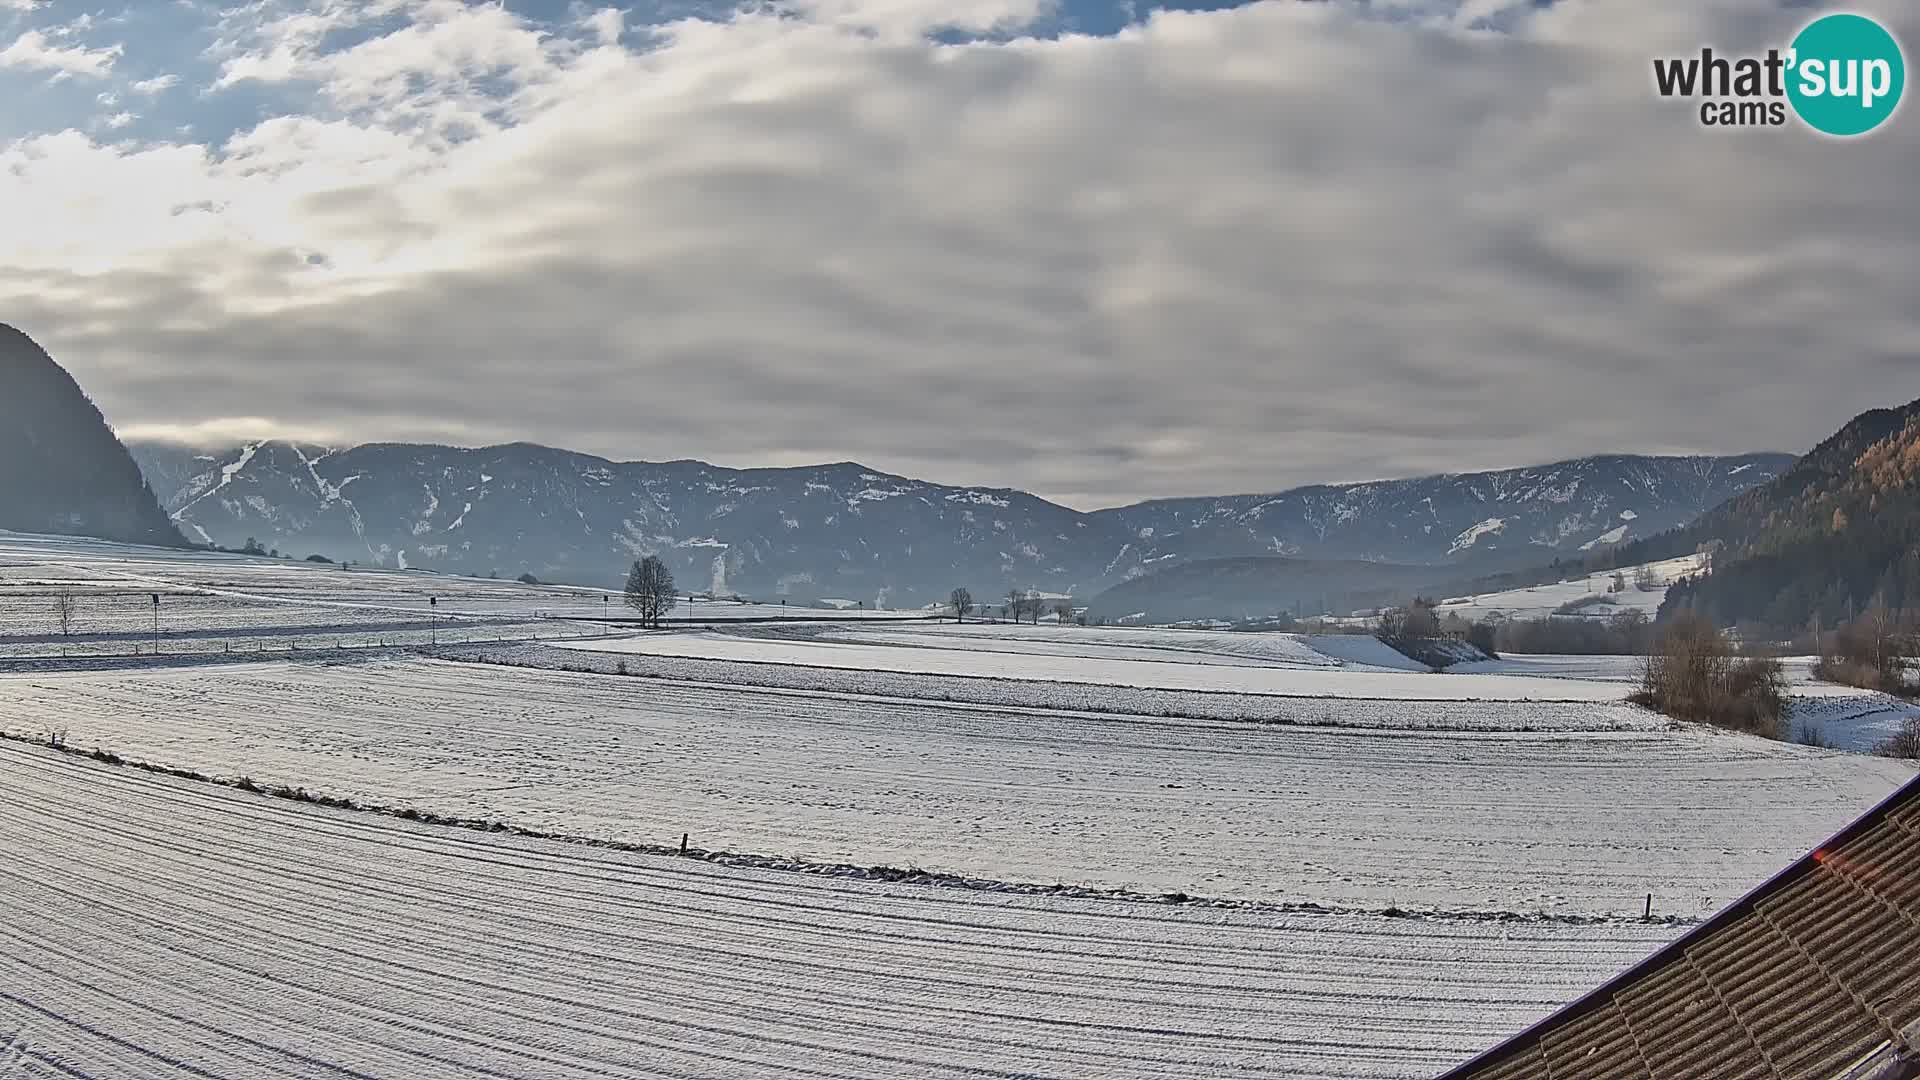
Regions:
[[0, 324, 183, 548], [1652, 399, 1920, 631]]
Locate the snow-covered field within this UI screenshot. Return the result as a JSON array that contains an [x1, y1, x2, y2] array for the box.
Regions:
[[460, 641, 1668, 729], [3, 657, 1908, 916], [1788, 691, 1920, 753], [558, 628, 1632, 701], [0, 532, 912, 657], [0, 740, 1684, 1079], [1454, 653, 1920, 752], [1431, 554, 1706, 623], [797, 622, 1430, 670], [4, 534, 1916, 1077]]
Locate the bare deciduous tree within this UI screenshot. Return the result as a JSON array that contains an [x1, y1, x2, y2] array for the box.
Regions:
[[53, 592, 75, 636], [1633, 612, 1787, 737], [1005, 590, 1042, 625], [1380, 596, 1440, 643], [625, 556, 676, 629], [949, 587, 972, 622], [1818, 597, 1915, 694]]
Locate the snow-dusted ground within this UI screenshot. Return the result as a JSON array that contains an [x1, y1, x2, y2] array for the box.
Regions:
[[3, 534, 1914, 1076], [1431, 554, 1706, 623], [1454, 654, 1920, 753], [796, 622, 1430, 672], [0, 532, 905, 657], [1789, 692, 1920, 753], [4, 657, 1907, 916], [0, 740, 1685, 1079], [558, 630, 1629, 701], [474, 642, 1668, 729]]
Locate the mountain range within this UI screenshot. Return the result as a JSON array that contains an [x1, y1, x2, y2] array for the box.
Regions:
[[128, 437, 1791, 608], [0, 324, 182, 548]]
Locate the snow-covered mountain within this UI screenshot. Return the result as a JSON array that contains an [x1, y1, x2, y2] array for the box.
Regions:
[[128, 441, 1790, 606], [1101, 453, 1795, 569], [128, 441, 1095, 604]]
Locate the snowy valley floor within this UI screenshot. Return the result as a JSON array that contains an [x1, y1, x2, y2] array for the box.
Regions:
[[3, 535, 1918, 1078], [0, 740, 1679, 1080], [1, 654, 1910, 915]]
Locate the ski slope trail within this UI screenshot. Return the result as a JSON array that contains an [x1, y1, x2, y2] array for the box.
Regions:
[[2, 658, 1909, 914], [0, 741, 1679, 1079]]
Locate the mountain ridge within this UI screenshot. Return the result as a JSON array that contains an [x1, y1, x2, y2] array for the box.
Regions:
[[129, 436, 1790, 606], [0, 324, 185, 549]]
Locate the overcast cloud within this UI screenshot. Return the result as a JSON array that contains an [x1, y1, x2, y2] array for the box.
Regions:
[[1, 0, 1915, 507]]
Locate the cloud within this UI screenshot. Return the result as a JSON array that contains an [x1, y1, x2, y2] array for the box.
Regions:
[[130, 73, 180, 95], [114, 416, 356, 449], [579, 7, 623, 46], [784, 0, 1056, 37], [2, 0, 1918, 509], [0, 28, 122, 77]]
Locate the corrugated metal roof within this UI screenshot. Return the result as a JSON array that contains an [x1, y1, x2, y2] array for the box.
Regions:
[[1439, 773, 1920, 1080]]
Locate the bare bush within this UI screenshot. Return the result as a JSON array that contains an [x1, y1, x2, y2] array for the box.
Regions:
[[1630, 612, 1786, 738], [1378, 597, 1439, 644], [1554, 594, 1618, 615], [1875, 716, 1920, 759], [1815, 602, 1916, 696], [1497, 609, 1652, 655], [1793, 722, 1836, 750]]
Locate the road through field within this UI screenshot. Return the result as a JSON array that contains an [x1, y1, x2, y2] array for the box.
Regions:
[[1, 657, 1908, 914], [0, 741, 1683, 1079]]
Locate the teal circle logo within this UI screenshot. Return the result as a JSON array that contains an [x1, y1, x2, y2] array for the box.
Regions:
[[1787, 13, 1905, 136]]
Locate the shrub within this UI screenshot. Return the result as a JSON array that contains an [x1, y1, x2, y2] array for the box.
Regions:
[[1815, 606, 1916, 696], [1793, 722, 1837, 750], [1630, 612, 1787, 739], [1554, 594, 1618, 615], [1465, 620, 1499, 660], [1377, 597, 1440, 644], [1496, 609, 1652, 655], [1875, 717, 1920, 760]]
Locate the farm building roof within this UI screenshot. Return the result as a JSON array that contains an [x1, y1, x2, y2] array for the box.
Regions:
[[1438, 772, 1920, 1080]]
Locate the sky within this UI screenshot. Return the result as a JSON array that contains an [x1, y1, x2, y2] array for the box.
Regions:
[[1, 0, 1916, 509]]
